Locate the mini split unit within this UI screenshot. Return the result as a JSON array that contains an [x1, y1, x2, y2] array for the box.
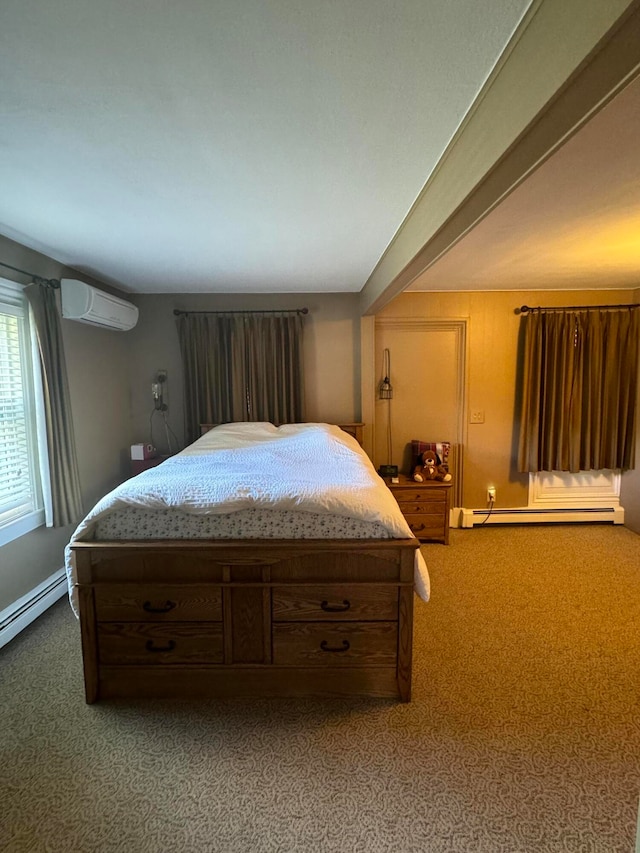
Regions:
[[60, 279, 138, 331]]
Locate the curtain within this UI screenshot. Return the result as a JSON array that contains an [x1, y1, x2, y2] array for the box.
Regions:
[[25, 283, 84, 526], [177, 312, 305, 444], [518, 308, 639, 473]]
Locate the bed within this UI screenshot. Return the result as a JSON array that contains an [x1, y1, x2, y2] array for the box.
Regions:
[[67, 422, 429, 703]]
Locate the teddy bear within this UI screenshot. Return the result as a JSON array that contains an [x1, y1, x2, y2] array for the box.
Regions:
[[412, 450, 452, 483]]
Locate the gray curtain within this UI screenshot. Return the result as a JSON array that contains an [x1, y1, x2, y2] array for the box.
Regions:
[[177, 312, 305, 444], [25, 283, 83, 526], [518, 307, 639, 473]]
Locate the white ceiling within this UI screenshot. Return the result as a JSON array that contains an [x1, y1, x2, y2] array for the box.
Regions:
[[408, 72, 640, 293], [0, 0, 532, 294]]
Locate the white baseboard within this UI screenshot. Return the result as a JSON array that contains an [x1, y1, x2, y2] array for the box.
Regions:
[[0, 568, 67, 649], [460, 506, 625, 528]]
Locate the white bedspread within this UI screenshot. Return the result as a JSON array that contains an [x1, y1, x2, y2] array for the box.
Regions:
[[65, 423, 430, 611]]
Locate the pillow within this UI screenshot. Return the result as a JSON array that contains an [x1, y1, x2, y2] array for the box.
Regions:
[[411, 440, 451, 471]]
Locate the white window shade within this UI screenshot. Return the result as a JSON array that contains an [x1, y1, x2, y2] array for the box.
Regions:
[[0, 279, 43, 539]]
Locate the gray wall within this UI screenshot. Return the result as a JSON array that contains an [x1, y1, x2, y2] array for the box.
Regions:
[[128, 292, 362, 454], [0, 236, 133, 610]]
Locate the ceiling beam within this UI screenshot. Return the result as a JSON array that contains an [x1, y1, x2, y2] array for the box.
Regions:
[[359, 0, 640, 315]]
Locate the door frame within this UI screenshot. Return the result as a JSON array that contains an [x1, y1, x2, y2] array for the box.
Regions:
[[361, 316, 468, 510]]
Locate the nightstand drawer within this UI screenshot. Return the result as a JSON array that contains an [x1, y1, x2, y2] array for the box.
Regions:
[[393, 489, 447, 504], [394, 500, 446, 514], [404, 516, 446, 538]]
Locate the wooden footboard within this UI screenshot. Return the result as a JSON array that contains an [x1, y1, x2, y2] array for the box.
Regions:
[[71, 538, 418, 704]]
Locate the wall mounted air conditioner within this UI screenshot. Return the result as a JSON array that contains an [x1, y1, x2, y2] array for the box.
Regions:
[[60, 279, 138, 331]]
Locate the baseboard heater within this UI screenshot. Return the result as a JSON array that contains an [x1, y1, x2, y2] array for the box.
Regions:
[[460, 506, 624, 528], [0, 568, 67, 649]]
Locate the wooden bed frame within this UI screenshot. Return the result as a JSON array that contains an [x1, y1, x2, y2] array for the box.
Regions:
[[71, 424, 419, 704]]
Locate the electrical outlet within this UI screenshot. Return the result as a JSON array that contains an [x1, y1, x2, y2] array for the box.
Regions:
[[470, 410, 485, 424], [487, 486, 496, 502]]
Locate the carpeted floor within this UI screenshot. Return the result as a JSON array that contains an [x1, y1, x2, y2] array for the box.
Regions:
[[2, 524, 639, 852]]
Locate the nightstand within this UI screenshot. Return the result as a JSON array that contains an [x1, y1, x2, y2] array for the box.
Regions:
[[130, 455, 171, 476], [386, 475, 452, 544]]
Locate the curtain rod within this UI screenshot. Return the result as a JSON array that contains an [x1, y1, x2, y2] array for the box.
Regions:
[[173, 307, 308, 316], [0, 260, 60, 288], [517, 303, 639, 314]]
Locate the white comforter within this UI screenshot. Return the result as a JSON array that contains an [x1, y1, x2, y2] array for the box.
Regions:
[[65, 422, 430, 610]]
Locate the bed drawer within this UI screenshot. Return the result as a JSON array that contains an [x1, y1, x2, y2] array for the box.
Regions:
[[98, 622, 223, 664], [272, 622, 397, 666], [272, 585, 398, 622], [94, 584, 222, 621]]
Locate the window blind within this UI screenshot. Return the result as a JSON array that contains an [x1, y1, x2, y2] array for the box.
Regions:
[[0, 280, 40, 528]]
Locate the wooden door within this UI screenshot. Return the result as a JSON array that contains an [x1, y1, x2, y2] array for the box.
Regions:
[[374, 319, 466, 506]]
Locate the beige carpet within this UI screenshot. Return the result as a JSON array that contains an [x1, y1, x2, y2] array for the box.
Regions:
[[2, 524, 639, 852]]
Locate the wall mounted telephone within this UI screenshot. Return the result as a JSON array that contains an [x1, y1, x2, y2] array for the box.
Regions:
[[148, 368, 177, 455], [152, 370, 168, 411]]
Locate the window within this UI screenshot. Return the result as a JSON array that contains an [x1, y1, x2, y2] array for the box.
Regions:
[[518, 307, 639, 473], [0, 278, 45, 544], [176, 311, 305, 444]]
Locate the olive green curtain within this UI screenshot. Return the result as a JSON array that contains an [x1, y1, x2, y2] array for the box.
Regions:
[[24, 282, 84, 527], [518, 308, 639, 473], [177, 312, 305, 444]]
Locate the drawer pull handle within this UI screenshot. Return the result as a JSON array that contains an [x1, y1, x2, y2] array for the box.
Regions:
[[320, 599, 351, 613], [145, 639, 176, 653], [320, 639, 351, 653], [411, 524, 426, 532], [142, 600, 176, 614]]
